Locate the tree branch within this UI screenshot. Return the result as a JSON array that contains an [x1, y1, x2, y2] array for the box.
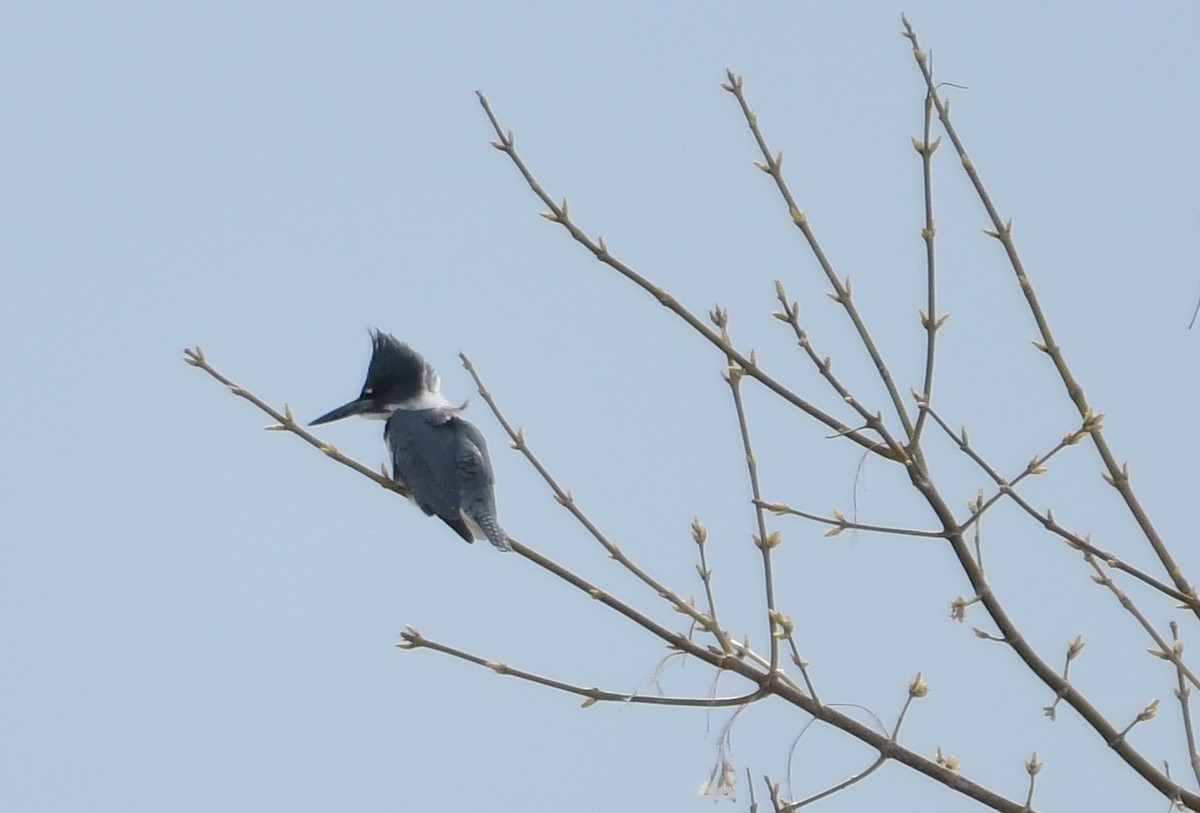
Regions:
[[722, 70, 916, 453], [399, 626, 764, 708], [901, 13, 1198, 617], [475, 90, 897, 462]]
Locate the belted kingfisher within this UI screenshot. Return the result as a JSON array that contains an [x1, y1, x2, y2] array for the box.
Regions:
[[309, 330, 511, 551]]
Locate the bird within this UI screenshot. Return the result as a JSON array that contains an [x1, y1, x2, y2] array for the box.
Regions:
[[309, 330, 511, 551]]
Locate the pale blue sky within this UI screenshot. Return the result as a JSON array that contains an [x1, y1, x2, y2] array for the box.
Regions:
[[3, 3, 1199, 811]]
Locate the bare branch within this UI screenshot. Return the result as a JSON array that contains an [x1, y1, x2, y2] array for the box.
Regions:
[[901, 14, 1199, 616], [1115, 698, 1161, 740], [183, 347, 409, 499], [399, 627, 763, 708], [910, 59, 944, 449], [723, 71, 915, 450], [781, 755, 886, 812], [1170, 622, 1200, 788], [759, 499, 945, 539], [474, 90, 897, 462], [1042, 636, 1085, 721], [692, 517, 736, 655], [1087, 556, 1200, 691], [924, 404, 1199, 609], [717, 316, 783, 675], [1024, 751, 1042, 811], [895, 672, 929, 738], [772, 280, 902, 454]]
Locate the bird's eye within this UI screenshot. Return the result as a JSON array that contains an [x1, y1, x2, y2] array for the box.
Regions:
[[363, 387, 374, 396]]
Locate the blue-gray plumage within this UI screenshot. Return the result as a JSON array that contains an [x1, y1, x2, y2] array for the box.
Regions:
[[385, 406, 507, 548], [309, 330, 510, 551]]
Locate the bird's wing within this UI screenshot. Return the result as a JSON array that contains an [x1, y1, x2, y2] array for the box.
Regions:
[[385, 408, 474, 543], [451, 416, 508, 550]]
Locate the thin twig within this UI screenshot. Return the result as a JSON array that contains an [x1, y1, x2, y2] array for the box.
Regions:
[[783, 696, 901, 810], [714, 310, 781, 674], [1041, 636, 1084, 721], [1023, 752, 1042, 811], [774, 616, 818, 701], [1115, 698, 1161, 741], [1169, 623, 1200, 788], [910, 62, 944, 449], [951, 418, 1087, 536], [772, 280, 902, 454], [766, 774, 786, 813], [893, 673, 928, 739], [758, 500, 945, 539], [399, 627, 763, 708], [1087, 556, 1200, 691], [968, 491, 986, 572], [782, 755, 886, 812], [693, 518, 736, 655]]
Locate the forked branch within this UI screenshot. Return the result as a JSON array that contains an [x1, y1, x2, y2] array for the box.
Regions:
[[900, 13, 1197, 615], [475, 91, 898, 462]]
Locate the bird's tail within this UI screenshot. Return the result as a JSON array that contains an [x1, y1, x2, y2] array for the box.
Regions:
[[477, 515, 512, 552], [462, 511, 511, 552]]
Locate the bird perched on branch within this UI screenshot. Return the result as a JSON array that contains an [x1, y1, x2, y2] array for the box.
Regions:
[[310, 330, 510, 551]]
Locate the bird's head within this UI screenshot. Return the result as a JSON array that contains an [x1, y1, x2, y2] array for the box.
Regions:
[[310, 330, 444, 426]]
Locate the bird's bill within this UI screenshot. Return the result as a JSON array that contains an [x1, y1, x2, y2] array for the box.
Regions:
[[309, 398, 372, 426]]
